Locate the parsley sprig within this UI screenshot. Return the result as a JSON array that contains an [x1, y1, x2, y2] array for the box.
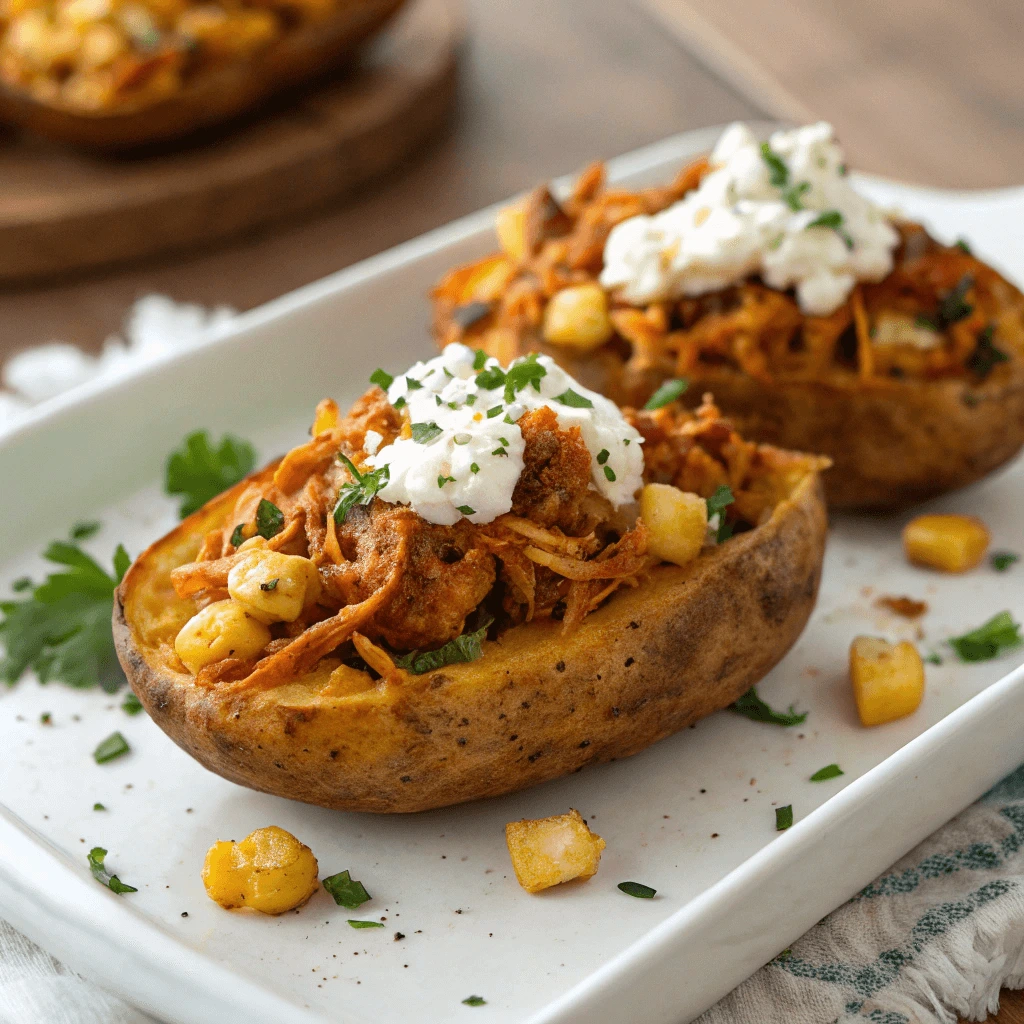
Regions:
[[731, 686, 807, 726], [1, 531, 130, 692], [334, 454, 390, 525], [393, 617, 492, 675], [165, 430, 256, 519], [949, 611, 1022, 662]]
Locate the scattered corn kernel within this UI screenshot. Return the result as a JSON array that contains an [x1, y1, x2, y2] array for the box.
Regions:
[[849, 636, 925, 727], [494, 203, 529, 263], [542, 283, 614, 351], [202, 826, 318, 915], [227, 550, 320, 624], [174, 599, 270, 673], [902, 514, 990, 573], [640, 483, 708, 567], [505, 809, 605, 894]]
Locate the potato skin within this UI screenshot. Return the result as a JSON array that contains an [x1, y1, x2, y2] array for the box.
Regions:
[[0, 0, 404, 149], [113, 466, 827, 813]]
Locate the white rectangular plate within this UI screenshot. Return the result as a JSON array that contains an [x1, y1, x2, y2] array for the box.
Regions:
[[2, 125, 1024, 1024]]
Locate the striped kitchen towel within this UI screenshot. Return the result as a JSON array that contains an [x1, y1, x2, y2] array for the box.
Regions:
[[700, 764, 1024, 1024]]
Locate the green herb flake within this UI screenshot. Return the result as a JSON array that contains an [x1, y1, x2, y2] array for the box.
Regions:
[[165, 431, 256, 519], [230, 524, 246, 548], [94, 731, 130, 764], [617, 881, 656, 899], [87, 846, 137, 894], [466, 394, 477, 407], [475, 366, 507, 391], [731, 687, 807, 726], [915, 314, 938, 331], [486, 406, 504, 419], [643, 378, 689, 410], [968, 325, 1009, 379], [71, 520, 101, 541], [347, 919, 385, 929], [369, 368, 394, 391], [470, 463, 480, 474], [554, 388, 594, 409], [93, 802, 106, 811], [806, 209, 854, 248], [333, 454, 390, 525], [596, 449, 610, 465], [411, 421, 444, 445], [405, 377, 423, 391], [438, 475, 456, 488], [991, 552, 1019, 572], [435, 395, 443, 407], [260, 578, 280, 592], [760, 142, 789, 187], [782, 181, 811, 211], [925, 652, 943, 666], [503, 354, 546, 403], [949, 611, 1023, 662], [603, 465, 616, 482], [255, 499, 284, 539], [323, 870, 371, 909], [492, 447, 508, 457], [473, 349, 488, 370], [121, 691, 144, 716], [462, 996, 487, 1007], [809, 764, 844, 782], [955, 238, 973, 255], [393, 617, 493, 675], [775, 805, 794, 831], [457, 506, 476, 516], [393, 396, 407, 410], [1, 537, 131, 692], [40, 711, 51, 724], [937, 275, 974, 326], [706, 485, 734, 519], [11, 577, 32, 593]]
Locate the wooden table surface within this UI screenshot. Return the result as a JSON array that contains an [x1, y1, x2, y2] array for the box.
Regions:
[[2, 1, 1022, 1019]]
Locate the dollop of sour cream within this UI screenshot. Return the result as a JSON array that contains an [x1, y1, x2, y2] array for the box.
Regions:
[[600, 122, 900, 317], [366, 344, 644, 526]]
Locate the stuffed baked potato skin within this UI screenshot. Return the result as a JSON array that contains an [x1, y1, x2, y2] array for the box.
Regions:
[[114, 464, 826, 813], [0, 0, 403, 149]]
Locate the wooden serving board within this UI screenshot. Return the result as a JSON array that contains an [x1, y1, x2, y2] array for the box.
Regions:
[[0, 0, 461, 285]]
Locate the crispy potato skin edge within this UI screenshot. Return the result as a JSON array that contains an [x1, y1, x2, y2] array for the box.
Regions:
[[113, 468, 827, 813]]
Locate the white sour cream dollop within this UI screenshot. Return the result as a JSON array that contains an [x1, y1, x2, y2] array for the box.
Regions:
[[366, 344, 644, 526], [600, 122, 900, 316]]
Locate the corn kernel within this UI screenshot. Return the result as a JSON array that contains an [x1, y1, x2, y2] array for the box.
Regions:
[[640, 483, 708, 567], [542, 283, 614, 351], [495, 203, 528, 263], [174, 599, 270, 674], [903, 514, 990, 573], [202, 826, 318, 915], [227, 550, 320, 624], [311, 397, 339, 436], [505, 809, 605, 894], [849, 636, 924, 727]]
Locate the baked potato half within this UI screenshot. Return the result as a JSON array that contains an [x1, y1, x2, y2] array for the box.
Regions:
[[114, 347, 827, 813], [432, 127, 1024, 511], [0, 0, 404, 148]]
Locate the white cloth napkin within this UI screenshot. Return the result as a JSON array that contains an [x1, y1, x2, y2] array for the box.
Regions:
[[2, 299, 1023, 1023]]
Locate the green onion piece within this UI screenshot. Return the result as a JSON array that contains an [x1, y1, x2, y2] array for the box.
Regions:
[[121, 691, 144, 716], [87, 847, 137, 893], [347, 920, 385, 929], [775, 805, 794, 831], [462, 996, 487, 1007], [596, 449, 609, 465], [809, 764, 844, 782], [93, 731, 130, 764], [617, 881, 656, 898], [603, 466, 616, 482]]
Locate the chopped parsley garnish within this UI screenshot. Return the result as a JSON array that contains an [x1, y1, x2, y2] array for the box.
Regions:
[[925, 652, 943, 666], [230, 524, 246, 547], [457, 506, 476, 516], [93, 803, 106, 811], [775, 805, 793, 831], [486, 405, 503, 419], [121, 691, 144, 716], [0, 531, 130, 692], [731, 686, 807, 726], [369, 368, 394, 391], [617, 881, 656, 898], [323, 870, 371, 908], [782, 181, 810, 211], [492, 447, 508, 457], [503, 354, 546, 403], [88, 847, 137, 894], [393, 617, 492, 675], [255, 499, 284, 539], [760, 142, 789, 187], [462, 996, 487, 1007], [475, 365, 507, 391], [438, 475, 456, 488], [596, 449, 610, 465], [393, 396, 407, 410], [470, 463, 480, 474], [991, 552, 1019, 572], [706, 484, 735, 543], [348, 920, 385, 929], [967, 325, 1009, 379], [806, 209, 853, 248], [71, 521, 101, 541], [465, 394, 477, 406], [40, 711, 51, 724], [473, 349, 488, 370], [94, 731, 130, 764], [554, 388, 594, 409], [11, 577, 31, 593], [955, 238, 973, 255], [503, 414, 514, 424], [435, 395, 443, 407], [603, 466, 616, 482], [260, 578, 279, 591], [498, 437, 509, 446], [949, 611, 1022, 662], [334, 454, 390, 524], [411, 421, 444, 444], [809, 764, 844, 782], [165, 430, 256, 518], [937, 275, 974, 326], [405, 377, 423, 391], [643, 378, 689, 410]]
